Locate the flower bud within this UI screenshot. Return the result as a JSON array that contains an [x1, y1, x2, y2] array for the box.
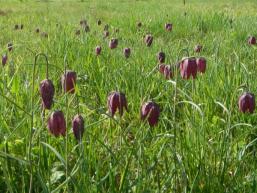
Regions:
[[104, 30, 109, 38], [97, 19, 102, 25], [163, 65, 172, 79]]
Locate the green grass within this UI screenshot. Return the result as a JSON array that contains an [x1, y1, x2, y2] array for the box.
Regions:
[[1, 0, 257, 192]]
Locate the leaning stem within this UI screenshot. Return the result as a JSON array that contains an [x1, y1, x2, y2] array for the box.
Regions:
[[28, 53, 49, 193]]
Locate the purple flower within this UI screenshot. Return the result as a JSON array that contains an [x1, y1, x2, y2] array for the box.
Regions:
[[165, 23, 172, 31], [194, 45, 202, 53], [95, 46, 102, 55], [107, 91, 128, 117], [196, 57, 207, 73], [137, 22, 142, 28], [248, 36, 256, 45], [61, 70, 77, 94], [180, 57, 197, 79], [72, 114, 85, 141], [123, 48, 131, 58], [109, 38, 118, 49], [141, 101, 160, 127], [157, 51, 165, 63], [97, 19, 102, 25], [40, 79, 55, 110], [144, 34, 153, 47], [2, 54, 7, 66], [238, 92, 255, 113], [48, 111, 66, 137]]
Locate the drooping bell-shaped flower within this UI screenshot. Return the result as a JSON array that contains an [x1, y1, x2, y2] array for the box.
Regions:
[[248, 36, 256, 45], [141, 101, 160, 127], [72, 114, 85, 141], [238, 92, 255, 114], [144, 34, 153, 47], [157, 51, 165, 63], [47, 111, 66, 137], [40, 79, 55, 110], [180, 57, 197, 79], [194, 45, 202, 53], [35, 28, 40, 33], [61, 70, 77, 94], [14, 24, 19, 30], [80, 19, 87, 26], [165, 23, 172, 31], [159, 64, 166, 74], [2, 54, 7, 66], [196, 57, 207, 73], [107, 91, 128, 117], [123, 48, 131, 58], [163, 65, 172, 79], [109, 38, 118, 49], [95, 46, 102, 56]]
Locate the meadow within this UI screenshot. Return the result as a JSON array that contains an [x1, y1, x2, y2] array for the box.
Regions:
[[0, 0, 257, 192]]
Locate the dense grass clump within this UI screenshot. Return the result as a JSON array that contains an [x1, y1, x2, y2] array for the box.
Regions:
[[0, 0, 257, 192]]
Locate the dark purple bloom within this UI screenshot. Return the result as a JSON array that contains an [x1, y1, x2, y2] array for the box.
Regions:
[[35, 28, 40, 33], [180, 57, 197, 79], [144, 34, 153, 47], [14, 24, 19, 30], [20, 24, 24, 29], [7, 43, 13, 52], [72, 114, 85, 141], [238, 92, 255, 113], [163, 65, 172, 79], [109, 38, 118, 49], [248, 36, 256, 45], [47, 111, 66, 137], [61, 70, 77, 94], [196, 57, 207, 73], [194, 45, 202, 53], [157, 51, 165, 63], [123, 48, 131, 58], [165, 23, 172, 31], [107, 91, 128, 117], [159, 64, 166, 74], [40, 79, 55, 110], [95, 45, 102, 55], [141, 101, 160, 127], [2, 54, 7, 66]]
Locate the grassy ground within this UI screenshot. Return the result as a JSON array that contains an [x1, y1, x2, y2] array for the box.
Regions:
[[0, 0, 257, 192]]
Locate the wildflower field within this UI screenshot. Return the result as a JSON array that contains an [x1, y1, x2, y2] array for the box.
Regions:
[[0, 0, 257, 192]]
